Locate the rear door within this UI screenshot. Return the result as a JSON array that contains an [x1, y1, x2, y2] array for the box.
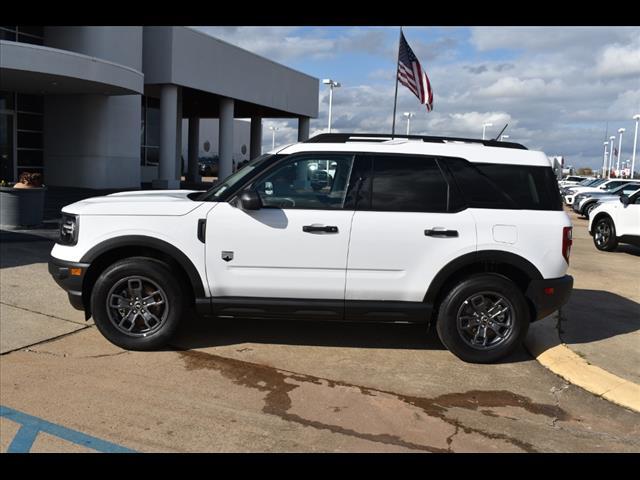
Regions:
[[345, 154, 477, 308]]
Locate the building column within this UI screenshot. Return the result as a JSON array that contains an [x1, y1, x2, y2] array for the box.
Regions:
[[298, 116, 310, 142], [218, 97, 234, 181], [154, 84, 180, 189], [250, 117, 262, 159], [187, 117, 200, 182], [175, 87, 183, 180]]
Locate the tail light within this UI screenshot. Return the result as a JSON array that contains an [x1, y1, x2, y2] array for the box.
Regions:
[[562, 226, 572, 264]]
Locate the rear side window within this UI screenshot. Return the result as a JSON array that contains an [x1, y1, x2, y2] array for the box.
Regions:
[[444, 158, 562, 211], [370, 155, 449, 213]]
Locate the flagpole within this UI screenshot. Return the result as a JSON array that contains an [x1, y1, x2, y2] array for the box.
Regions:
[[391, 26, 402, 138]]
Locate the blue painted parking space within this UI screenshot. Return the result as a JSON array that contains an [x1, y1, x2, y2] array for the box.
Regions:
[[1, 405, 136, 453]]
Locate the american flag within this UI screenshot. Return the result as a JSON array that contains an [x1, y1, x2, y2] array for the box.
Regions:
[[397, 31, 433, 111]]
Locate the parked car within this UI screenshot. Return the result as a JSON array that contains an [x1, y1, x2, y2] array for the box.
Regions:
[[589, 189, 640, 251], [573, 185, 640, 218], [199, 156, 219, 177], [558, 175, 590, 188], [560, 178, 605, 197], [563, 179, 640, 205], [49, 133, 573, 363]]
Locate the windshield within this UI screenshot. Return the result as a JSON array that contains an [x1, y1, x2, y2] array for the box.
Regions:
[[197, 154, 278, 201], [587, 178, 606, 186]]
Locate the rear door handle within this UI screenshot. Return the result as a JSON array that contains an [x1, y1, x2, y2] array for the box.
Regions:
[[303, 225, 339, 233], [425, 228, 458, 238]]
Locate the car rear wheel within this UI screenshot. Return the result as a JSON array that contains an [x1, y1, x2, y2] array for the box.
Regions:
[[435, 274, 529, 363], [593, 216, 618, 251], [91, 257, 186, 350]]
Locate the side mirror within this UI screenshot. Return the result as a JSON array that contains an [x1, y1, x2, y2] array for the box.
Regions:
[[239, 190, 262, 210], [620, 195, 630, 206]]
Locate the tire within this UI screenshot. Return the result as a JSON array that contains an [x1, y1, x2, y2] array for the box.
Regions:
[[91, 257, 187, 350], [435, 274, 530, 364], [584, 202, 597, 218], [593, 216, 618, 251]]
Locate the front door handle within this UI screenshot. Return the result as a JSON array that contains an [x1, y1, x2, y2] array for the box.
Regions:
[[303, 225, 339, 233], [425, 228, 458, 238]]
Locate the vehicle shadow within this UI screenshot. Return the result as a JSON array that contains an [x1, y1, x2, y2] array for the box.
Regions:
[[615, 243, 640, 257], [170, 315, 533, 364], [0, 229, 55, 269], [559, 288, 640, 344]]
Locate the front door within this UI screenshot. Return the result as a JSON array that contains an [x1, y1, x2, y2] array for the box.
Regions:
[[205, 153, 356, 304]]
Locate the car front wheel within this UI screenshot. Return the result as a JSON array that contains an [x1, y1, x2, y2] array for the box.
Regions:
[[435, 274, 530, 363], [91, 257, 186, 350], [593, 216, 618, 251]]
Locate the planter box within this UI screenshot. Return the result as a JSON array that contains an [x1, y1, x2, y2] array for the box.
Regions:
[[0, 186, 47, 228]]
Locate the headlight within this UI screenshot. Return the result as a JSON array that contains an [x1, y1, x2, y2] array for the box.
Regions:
[[59, 213, 79, 246]]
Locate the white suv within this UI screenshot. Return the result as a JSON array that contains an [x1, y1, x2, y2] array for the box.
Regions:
[[589, 189, 640, 251], [49, 133, 574, 363]]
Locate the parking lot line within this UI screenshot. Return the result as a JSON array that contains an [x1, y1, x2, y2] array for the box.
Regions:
[[0, 405, 136, 453]]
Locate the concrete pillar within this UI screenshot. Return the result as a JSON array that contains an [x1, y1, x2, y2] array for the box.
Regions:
[[250, 117, 262, 159], [175, 87, 183, 180], [154, 84, 180, 189], [218, 97, 234, 181], [298, 116, 310, 142], [187, 118, 200, 182]]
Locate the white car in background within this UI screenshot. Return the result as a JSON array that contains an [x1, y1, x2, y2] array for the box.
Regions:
[[589, 189, 640, 251], [564, 179, 640, 205], [558, 176, 591, 188]]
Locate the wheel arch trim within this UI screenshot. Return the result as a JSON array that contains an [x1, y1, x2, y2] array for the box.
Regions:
[[80, 235, 206, 298]]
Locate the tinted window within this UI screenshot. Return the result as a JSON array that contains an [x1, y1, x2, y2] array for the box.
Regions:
[[445, 158, 562, 211], [254, 154, 354, 210], [371, 155, 449, 213]]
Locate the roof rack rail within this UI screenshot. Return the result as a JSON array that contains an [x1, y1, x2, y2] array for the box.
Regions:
[[304, 133, 528, 150]]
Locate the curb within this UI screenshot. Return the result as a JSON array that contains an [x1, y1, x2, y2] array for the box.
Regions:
[[524, 313, 640, 413]]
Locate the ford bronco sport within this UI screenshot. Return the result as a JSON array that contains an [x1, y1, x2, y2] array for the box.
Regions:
[[49, 133, 573, 363]]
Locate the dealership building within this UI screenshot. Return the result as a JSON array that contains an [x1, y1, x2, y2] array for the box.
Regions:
[[0, 26, 319, 189]]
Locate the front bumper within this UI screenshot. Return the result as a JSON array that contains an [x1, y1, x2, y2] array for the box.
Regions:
[[525, 275, 573, 321], [48, 256, 90, 311]]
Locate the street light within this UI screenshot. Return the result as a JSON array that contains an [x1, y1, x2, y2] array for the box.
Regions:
[[322, 79, 341, 133], [602, 141, 609, 178], [616, 128, 625, 175], [403, 112, 414, 135], [500, 134, 510, 141], [269, 125, 280, 150], [608, 136, 616, 178], [632, 114, 640, 179], [482, 122, 493, 140]]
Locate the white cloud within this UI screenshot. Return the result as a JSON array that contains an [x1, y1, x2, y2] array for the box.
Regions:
[[596, 41, 640, 77]]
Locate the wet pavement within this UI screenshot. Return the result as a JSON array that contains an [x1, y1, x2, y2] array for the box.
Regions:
[[1, 213, 639, 453]]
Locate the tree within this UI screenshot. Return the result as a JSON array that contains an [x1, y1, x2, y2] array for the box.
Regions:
[[576, 168, 593, 176]]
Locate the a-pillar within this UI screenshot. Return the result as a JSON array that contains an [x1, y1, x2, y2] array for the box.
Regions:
[[154, 84, 180, 189], [250, 117, 262, 159], [187, 117, 200, 182], [298, 116, 310, 142], [218, 97, 234, 181]]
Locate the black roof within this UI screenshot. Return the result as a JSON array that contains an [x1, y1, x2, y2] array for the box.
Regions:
[[304, 133, 528, 150]]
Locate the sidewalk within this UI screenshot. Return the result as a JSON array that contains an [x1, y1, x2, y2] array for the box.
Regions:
[[525, 209, 640, 412]]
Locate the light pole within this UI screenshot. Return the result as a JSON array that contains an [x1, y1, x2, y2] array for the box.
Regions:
[[608, 135, 616, 178], [322, 79, 341, 133], [403, 112, 414, 135], [632, 114, 640, 179], [482, 122, 493, 140], [500, 134, 510, 141], [616, 128, 625, 175], [602, 141, 609, 178], [269, 125, 279, 150]]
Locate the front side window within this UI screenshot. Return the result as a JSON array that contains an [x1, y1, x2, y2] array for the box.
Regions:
[[370, 155, 449, 213], [253, 154, 354, 209]]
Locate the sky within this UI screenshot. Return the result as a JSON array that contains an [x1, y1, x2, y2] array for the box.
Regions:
[[192, 26, 640, 171]]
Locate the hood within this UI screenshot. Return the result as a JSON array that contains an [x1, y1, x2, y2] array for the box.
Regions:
[[61, 190, 207, 216]]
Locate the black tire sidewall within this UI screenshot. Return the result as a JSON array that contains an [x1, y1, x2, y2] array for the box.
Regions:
[[436, 274, 530, 363], [594, 217, 618, 251], [91, 258, 185, 350]]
